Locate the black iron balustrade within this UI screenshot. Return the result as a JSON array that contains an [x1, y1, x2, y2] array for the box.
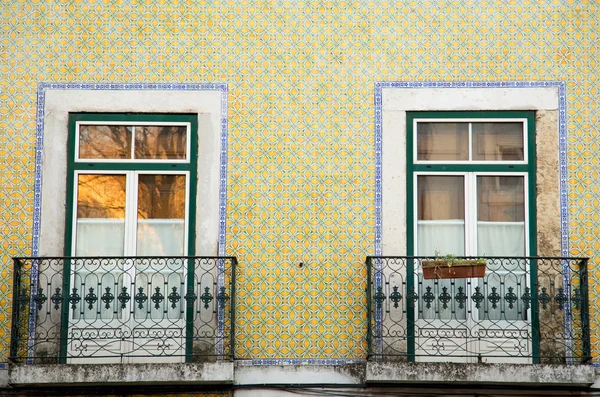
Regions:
[[366, 256, 590, 364], [10, 256, 236, 364]]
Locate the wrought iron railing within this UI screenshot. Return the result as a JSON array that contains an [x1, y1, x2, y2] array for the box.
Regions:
[[10, 256, 236, 363], [366, 256, 590, 364]]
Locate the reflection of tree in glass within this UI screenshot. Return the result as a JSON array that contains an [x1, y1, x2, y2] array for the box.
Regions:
[[77, 174, 127, 218], [135, 126, 187, 160], [137, 175, 186, 220], [79, 126, 132, 159]]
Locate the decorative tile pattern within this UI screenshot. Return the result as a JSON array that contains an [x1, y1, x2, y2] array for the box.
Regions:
[[0, 0, 598, 364]]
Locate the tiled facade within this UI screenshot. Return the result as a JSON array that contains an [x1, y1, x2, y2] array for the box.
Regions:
[[1, 0, 598, 371]]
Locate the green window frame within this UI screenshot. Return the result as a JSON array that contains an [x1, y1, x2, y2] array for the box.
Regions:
[[405, 110, 539, 361], [65, 113, 198, 257], [406, 110, 536, 256], [61, 113, 198, 362]]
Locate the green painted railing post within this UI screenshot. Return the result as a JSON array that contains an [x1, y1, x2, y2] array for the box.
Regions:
[[530, 258, 540, 364], [185, 257, 195, 363], [407, 257, 415, 362], [59, 258, 71, 364], [580, 258, 591, 363], [366, 257, 372, 359], [230, 258, 236, 360]]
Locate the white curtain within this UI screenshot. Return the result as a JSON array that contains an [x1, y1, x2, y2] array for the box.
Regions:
[[417, 220, 526, 321], [136, 219, 185, 256], [478, 221, 526, 321], [477, 221, 525, 258], [74, 218, 184, 320], [417, 220, 466, 320], [75, 219, 125, 256]]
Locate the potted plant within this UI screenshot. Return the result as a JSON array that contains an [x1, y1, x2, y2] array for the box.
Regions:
[[421, 254, 486, 279]]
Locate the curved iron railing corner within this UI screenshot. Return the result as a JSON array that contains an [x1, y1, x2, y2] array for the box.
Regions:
[[580, 258, 591, 363], [365, 256, 373, 360], [230, 256, 237, 361], [9, 258, 22, 362]]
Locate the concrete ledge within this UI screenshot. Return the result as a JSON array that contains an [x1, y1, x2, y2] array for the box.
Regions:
[[367, 362, 596, 386], [234, 363, 366, 385], [8, 362, 234, 387]]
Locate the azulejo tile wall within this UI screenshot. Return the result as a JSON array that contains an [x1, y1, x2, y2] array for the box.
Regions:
[[0, 0, 598, 361]]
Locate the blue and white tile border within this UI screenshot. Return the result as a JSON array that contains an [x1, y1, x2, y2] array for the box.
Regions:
[[237, 358, 367, 366], [4, 80, 578, 368], [373, 80, 569, 258], [32, 82, 230, 258], [19, 82, 230, 366], [373, 80, 575, 363]]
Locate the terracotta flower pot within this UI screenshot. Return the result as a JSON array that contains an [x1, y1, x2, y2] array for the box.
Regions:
[[421, 259, 486, 279]]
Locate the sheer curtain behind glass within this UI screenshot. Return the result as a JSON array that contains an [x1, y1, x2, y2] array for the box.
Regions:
[[477, 176, 526, 321], [74, 174, 127, 319], [417, 175, 466, 320], [135, 174, 186, 320]]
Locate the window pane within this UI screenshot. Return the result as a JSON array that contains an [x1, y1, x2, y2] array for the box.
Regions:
[[134, 126, 187, 160], [417, 175, 466, 321], [472, 122, 524, 161], [477, 175, 525, 257], [79, 125, 132, 159], [75, 174, 126, 256], [416, 122, 468, 161], [136, 174, 186, 256], [477, 176, 526, 321], [477, 176, 525, 223]]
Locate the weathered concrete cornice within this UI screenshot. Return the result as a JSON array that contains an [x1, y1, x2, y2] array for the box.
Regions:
[[367, 362, 597, 386], [8, 362, 234, 387]]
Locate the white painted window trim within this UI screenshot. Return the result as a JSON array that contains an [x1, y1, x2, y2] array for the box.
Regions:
[[75, 120, 192, 163], [39, 89, 223, 257], [412, 117, 529, 165], [380, 86, 559, 256]]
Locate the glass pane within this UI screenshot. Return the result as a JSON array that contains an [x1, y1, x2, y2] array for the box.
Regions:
[[477, 176, 526, 321], [416, 122, 468, 161], [79, 125, 132, 159], [134, 270, 184, 320], [417, 176, 466, 321], [477, 176, 525, 257], [136, 174, 186, 256], [75, 174, 126, 256], [134, 126, 187, 160], [73, 271, 124, 320], [472, 122, 524, 161]]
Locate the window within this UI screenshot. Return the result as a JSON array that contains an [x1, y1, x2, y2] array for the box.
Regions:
[[64, 113, 198, 363], [66, 114, 197, 258], [408, 111, 536, 260], [407, 111, 536, 361]]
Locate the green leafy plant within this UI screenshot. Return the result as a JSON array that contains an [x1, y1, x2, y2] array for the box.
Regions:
[[435, 254, 486, 267]]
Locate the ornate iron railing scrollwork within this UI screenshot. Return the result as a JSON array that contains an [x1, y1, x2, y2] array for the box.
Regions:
[[9, 256, 236, 363], [366, 256, 590, 363]]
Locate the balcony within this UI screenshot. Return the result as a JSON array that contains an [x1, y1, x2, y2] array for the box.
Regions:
[[366, 256, 591, 364], [8, 256, 235, 386]]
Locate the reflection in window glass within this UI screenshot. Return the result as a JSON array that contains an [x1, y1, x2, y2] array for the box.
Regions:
[[417, 122, 469, 161], [417, 175, 466, 321], [136, 174, 186, 256], [75, 174, 126, 256], [472, 122, 524, 161], [134, 126, 187, 160], [79, 125, 132, 159], [477, 176, 526, 321], [477, 176, 525, 257]]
